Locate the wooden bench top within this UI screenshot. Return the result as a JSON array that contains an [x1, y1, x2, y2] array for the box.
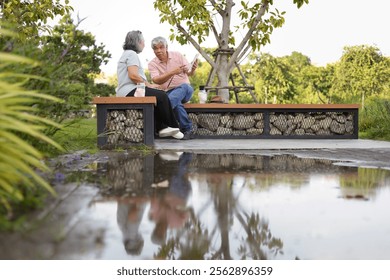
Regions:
[[184, 103, 360, 109], [93, 96, 157, 105], [92, 97, 359, 109]]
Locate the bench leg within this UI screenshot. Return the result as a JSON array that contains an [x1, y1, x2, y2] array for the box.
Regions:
[[96, 104, 155, 148]]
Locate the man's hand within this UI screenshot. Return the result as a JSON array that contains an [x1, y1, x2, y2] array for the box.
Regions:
[[171, 65, 187, 76]]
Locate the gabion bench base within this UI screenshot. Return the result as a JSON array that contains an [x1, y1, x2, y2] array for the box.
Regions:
[[93, 97, 157, 148], [184, 103, 360, 139]]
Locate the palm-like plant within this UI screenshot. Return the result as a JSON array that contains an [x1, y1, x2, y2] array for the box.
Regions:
[[0, 29, 63, 215]]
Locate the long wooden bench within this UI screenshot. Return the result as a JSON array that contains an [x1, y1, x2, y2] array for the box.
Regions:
[[93, 97, 157, 148], [92, 97, 360, 148]]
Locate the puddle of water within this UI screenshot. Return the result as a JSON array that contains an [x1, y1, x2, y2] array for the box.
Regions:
[[57, 152, 390, 260]]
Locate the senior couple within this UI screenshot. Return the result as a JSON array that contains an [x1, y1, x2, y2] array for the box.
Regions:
[[116, 30, 197, 140]]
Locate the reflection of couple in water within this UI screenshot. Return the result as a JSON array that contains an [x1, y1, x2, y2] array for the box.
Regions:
[[116, 196, 148, 255], [116, 152, 192, 255]]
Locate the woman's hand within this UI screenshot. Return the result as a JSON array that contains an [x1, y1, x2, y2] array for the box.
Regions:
[[146, 81, 163, 90]]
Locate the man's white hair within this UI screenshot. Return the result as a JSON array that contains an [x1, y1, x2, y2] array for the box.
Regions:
[[151, 36, 168, 49]]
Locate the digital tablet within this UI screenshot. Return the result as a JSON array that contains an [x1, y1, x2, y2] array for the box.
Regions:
[[188, 53, 199, 72]]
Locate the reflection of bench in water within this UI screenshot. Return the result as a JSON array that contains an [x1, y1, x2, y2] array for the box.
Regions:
[[93, 97, 359, 148]]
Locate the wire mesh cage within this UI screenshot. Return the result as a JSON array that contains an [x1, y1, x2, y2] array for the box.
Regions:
[[269, 111, 355, 136], [188, 110, 355, 138], [189, 112, 264, 136], [105, 109, 145, 144]]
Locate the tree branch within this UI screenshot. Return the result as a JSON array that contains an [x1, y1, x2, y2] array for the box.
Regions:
[[176, 23, 216, 68], [58, 14, 87, 62], [210, 21, 222, 46], [209, 0, 223, 16], [228, 0, 269, 71]]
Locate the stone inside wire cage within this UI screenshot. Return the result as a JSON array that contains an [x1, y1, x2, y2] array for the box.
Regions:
[[188, 111, 354, 137], [189, 112, 264, 136], [269, 111, 354, 136], [105, 109, 145, 144]]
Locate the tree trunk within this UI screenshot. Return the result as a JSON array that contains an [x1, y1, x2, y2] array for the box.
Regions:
[[214, 0, 234, 103], [216, 54, 230, 103]]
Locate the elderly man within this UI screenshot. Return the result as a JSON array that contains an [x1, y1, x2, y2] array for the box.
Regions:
[[148, 36, 198, 140]]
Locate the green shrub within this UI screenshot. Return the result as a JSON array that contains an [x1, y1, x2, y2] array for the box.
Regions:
[[0, 49, 63, 221], [359, 97, 390, 140]]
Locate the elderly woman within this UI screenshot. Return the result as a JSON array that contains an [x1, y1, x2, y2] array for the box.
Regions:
[[116, 30, 183, 139]]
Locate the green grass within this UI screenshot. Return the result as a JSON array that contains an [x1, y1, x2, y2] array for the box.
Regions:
[[52, 118, 98, 154], [359, 98, 390, 141], [51, 117, 154, 155]]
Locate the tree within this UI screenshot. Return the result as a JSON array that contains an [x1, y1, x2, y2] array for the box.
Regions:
[[0, 0, 72, 50], [246, 52, 295, 103], [331, 45, 390, 106], [1, 1, 112, 136], [279, 51, 334, 104], [30, 14, 112, 131], [153, 0, 309, 103], [297, 64, 334, 104], [0, 1, 110, 223]]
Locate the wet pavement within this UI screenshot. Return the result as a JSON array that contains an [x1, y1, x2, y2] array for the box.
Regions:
[[0, 139, 390, 259], [154, 138, 390, 170]]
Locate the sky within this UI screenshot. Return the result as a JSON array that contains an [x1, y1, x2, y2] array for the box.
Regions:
[[68, 0, 390, 76]]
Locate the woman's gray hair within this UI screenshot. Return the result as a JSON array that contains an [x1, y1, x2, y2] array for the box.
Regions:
[[151, 36, 168, 49], [123, 30, 144, 53]]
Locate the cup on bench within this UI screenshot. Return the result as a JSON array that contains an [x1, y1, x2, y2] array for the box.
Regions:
[[135, 83, 146, 97]]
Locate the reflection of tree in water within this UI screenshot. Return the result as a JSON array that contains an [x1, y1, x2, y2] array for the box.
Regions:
[[154, 169, 284, 260], [154, 209, 211, 260], [208, 175, 234, 260], [338, 167, 390, 200], [207, 175, 283, 260], [235, 212, 283, 260], [129, 153, 308, 259], [179, 153, 338, 260], [95, 152, 390, 259]]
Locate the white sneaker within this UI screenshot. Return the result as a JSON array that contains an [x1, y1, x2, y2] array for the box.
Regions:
[[172, 131, 184, 139], [158, 127, 180, 137]]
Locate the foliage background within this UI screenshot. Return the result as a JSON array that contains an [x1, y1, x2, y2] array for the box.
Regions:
[[187, 46, 390, 140], [0, 0, 114, 226]]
